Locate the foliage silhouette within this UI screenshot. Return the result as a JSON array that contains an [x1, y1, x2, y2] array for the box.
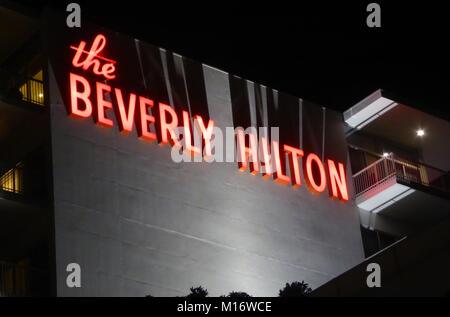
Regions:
[[145, 281, 313, 297], [279, 281, 312, 297], [186, 286, 208, 297]]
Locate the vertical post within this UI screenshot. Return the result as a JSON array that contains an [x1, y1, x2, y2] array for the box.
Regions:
[[12, 167, 15, 193], [374, 162, 378, 183], [27, 79, 30, 103], [12, 265, 16, 296]]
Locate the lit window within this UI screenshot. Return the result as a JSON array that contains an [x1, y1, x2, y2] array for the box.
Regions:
[[0, 162, 24, 194], [19, 69, 44, 106]]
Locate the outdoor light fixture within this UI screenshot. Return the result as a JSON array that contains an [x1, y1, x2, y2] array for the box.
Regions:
[[383, 152, 389, 157], [416, 129, 425, 136]]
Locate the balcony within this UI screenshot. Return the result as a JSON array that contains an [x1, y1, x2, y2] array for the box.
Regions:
[[0, 260, 30, 296], [0, 162, 24, 195], [0, 151, 52, 297], [2, 69, 45, 107], [353, 153, 449, 214], [18, 76, 44, 106], [0, 147, 49, 204], [0, 260, 48, 297]]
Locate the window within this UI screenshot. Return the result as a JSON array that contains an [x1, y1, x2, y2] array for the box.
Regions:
[[0, 162, 24, 194], [18, 69, 44, 106]]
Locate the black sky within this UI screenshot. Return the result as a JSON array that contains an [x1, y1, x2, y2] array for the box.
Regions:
[[11, 0, 450, 119]]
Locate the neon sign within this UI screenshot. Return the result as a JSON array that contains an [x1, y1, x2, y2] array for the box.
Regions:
[[70, 34, 116, 79], [67, 34, 349, 202]]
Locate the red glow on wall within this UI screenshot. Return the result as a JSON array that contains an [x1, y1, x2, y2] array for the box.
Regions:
[[327, 159, 349, 201], [272, 141, 290, 184], [260, 137, 272, 178], [305, 153, 326, 193], [236, 129, 259, 174], [284, 145, 304, 187], [70, 34, 116, 79]]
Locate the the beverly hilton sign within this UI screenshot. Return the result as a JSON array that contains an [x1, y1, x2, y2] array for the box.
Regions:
[[68, 34, 349, 201]]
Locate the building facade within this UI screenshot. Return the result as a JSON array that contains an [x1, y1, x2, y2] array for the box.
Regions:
[[0, 5, 448, 297]]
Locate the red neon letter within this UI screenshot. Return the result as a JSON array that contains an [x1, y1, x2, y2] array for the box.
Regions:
[[284, 145, 304, 187], [69, 73, 92, 118], [71, 34, 116, 79], [158, 103, 180, 148], [194, 115, 215, 159], [272, 141, 290, 184], [138, 97, 156, 142], [95, 82, 113, 127], [260, 137, 272, 178], [236, 129, 259, 174], [305, 153, 326, 193], [102, 63, 116, 79], [114, 88, 136, 134], [327, 159, 349, 201], [182, 111, 201, 155]]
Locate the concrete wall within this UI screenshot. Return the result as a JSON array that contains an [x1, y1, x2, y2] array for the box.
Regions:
[[46, 22, 364, 296], [312, 216, 450, 297]]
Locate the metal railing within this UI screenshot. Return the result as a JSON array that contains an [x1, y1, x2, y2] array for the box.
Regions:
[[0, 260, 49, 297], [0, 162, 24, 194], [18, 77, 44, 106], [0, 261, 29, 297], [353, 153, 449, 198], [353, 154, 396, 197], [393, 154, 449, 193]]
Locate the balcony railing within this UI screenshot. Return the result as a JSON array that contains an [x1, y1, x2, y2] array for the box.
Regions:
[[0, 162, 24, 195], [353, 153, 449, 198], [0, 260, 48, 297], [18, 77, 44, 106]]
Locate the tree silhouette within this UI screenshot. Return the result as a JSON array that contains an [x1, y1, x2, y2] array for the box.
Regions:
[[279, 281, 312, 297], [144, 281, 312, 297], [186, 286, 208, 297]]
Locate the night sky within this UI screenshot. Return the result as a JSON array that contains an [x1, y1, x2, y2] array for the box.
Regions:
[[12, 1, 450, 120]]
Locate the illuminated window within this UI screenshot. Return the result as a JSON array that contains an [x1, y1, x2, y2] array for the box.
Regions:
[[18, 69, 44, 106], [0, 259, 30, 296], [0, 162, 24, 194]]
